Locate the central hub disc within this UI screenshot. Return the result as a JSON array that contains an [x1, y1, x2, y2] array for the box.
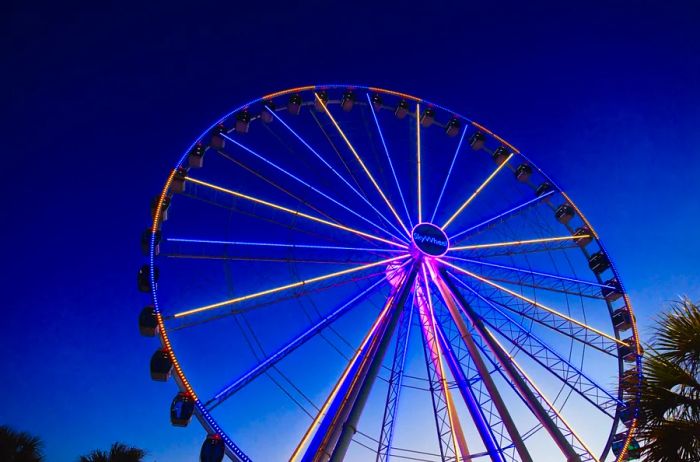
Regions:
[[411, 223, 449, 257]]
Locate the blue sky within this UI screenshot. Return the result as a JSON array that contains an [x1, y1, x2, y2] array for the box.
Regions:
[[2, 1, 699, 461]]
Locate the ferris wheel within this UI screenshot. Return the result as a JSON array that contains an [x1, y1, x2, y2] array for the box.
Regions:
[[138, 85, 643, 462]]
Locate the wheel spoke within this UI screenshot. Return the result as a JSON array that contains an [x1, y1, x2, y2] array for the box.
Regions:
[[417, 267, 469, 460], [376, 296, 415, 462], [173, 254, 409, 319], [269, 107, 408, 240], [186, 176, 407, 249], [416, 103, 423, 223], [441, 153, 514, 231], [166, 237, 404, 253], [456, 276, 622, 416], [439, 259, 626, 347], [426, 263, 533, 462], [431, 125, 468, 223], [205, 276, 388, 411], [443, 256, 614, 289], [315, 93, 411, 237], [449, 190, 555, 243], [218, 135, 408, 244], [292, 264, 419, 461], [435, 266, 583, 462], [366, 92, 414, 230], [484, 331, 602, 462], [449, 235, 590, 252]]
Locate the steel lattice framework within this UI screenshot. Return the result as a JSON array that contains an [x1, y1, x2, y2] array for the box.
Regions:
[[139, 85, 644, 462]]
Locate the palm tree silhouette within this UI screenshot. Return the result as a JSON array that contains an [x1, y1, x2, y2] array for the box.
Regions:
[[639, 297, 700, 461], [0, 425, 44, 462], [78, 442, 146, 462]]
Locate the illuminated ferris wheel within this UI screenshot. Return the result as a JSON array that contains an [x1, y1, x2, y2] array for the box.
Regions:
[[138, 85, 643, 462]]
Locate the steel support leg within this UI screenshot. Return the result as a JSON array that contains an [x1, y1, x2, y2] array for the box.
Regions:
[[439, 269, 582, 462], [376, 299, 415, 462], [429, 267, 533, 462], [301, 264, 418, 462]]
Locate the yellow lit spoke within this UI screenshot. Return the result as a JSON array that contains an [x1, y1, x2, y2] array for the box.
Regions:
[[487, 332, 600, 462], [450, 235, 590, 252], [291, 294, 397, 461], [419, 266, 468, 459], [174, 255, 408, 319], [186, 177, 406, 249], [442, 153, 514, 231], [438, 259, 628, 347], [314, 93, 411, 237], [417, 103, 422, 223]]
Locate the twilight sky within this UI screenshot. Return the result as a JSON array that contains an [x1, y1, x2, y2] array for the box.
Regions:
[[2, 1, 699, 461]]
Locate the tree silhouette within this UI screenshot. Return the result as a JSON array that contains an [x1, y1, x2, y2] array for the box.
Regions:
[[639, 297, 700, 461], [0, 425, 44, 462], [78, 442, 146, 462]]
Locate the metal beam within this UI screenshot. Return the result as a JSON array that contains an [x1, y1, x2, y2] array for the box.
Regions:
[[429, 268, 533, 462], [326, 264, 419, 461], [439, 269, 582, 462]]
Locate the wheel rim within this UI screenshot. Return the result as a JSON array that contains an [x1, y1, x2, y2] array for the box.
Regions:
[[143, 85, 643, 462]]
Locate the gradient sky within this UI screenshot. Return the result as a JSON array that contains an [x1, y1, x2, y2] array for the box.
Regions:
[[3, 1, 699, 461]]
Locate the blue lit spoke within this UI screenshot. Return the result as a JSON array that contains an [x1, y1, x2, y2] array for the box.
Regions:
[[376, 296, 415, 462], [167, 237, 406, 253], [366, 93, 413, 229], [443, 255, 615, 289], [430, 125, 468, 224], [440, 263, 625, 353], [220, 133, 408, 245], [269, 109, 409, 240], [456, 276, 622, 415], [433, 315, 506, 462], [449, 190, 555, 243], [206, 276, 388, 411]]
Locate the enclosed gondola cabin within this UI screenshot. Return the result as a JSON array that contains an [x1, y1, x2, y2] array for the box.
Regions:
[[420, 107, 435, 127], [619, 400, 643, 428], [620, 366, 640, 391], [235, 110, 251, 133], [395, 100, 409, 119], [170, 392, 195, 427], [492, 146, 510, 165], [288, 94, 302, 115], [370, 93, 383, 111], [555, 203, 575, 224], [314, 90, 328, 112], [618, 336, 642, 362], [150, 349, 173, 381], [170, 167, 188, 194], [535, 182, 553, 197], [141, 229, 161, 256], [188, 143, 205, 169], [588, 251, 611, 274], [445, 118, 460, 137], [572, 226, 592, 247], [469, 132, 486, 150], [137, 265, 159, 293], [200, 435, 225, 462], [515, 163, 532, 182], [612, 432, 641, 460], [341, 90, 355, 111], [138, 306, 159, 337], [210, 124, 226, 150], [260, 100, 275, 123], [602, 278, 623, 302], [151, 195, 170, 223], [612, 307, 633, 331]]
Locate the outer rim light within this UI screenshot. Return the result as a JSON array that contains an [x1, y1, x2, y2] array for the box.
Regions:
[[147, 84, 642, 462], [411, 222, 449, 257]]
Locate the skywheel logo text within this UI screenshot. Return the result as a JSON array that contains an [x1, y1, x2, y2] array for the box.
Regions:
[[413, 232, 447, 248]]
